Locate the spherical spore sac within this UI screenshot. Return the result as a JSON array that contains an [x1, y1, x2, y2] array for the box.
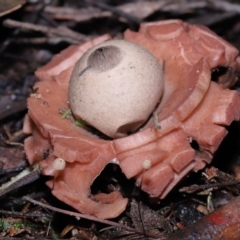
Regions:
[[68, 40, 164, 138]]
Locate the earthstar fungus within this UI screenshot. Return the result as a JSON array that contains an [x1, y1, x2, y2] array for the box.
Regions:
[[24, 20, 240, 219]]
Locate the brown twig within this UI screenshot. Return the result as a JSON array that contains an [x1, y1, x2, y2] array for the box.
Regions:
[[42, 5, 111, 22], [0, 98, 27, 121], [24, 196, 159, 238], [29, 1, 208, 24], [83, 0, 141, 28], [205, 167, 240, 195], [3, 19, 89, 44], [209, 0, 240, 13], [179, 180, 240, 194], [0, 169, 40, 197]]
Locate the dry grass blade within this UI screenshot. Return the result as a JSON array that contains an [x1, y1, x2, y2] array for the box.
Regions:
[[3, 19, 89, 44], [0, 168, 40, 197], [0, 0, 26, 17], [179, 180, 240, 194], [83, 0, 142, 27]]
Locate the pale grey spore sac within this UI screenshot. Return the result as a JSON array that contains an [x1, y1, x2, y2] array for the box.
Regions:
[[68, 39, 164, 138]]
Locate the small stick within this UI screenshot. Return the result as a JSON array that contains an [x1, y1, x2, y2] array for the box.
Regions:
[[179, 180, 240, 194], [0, 169, 40, 197], [24, 197, 145, 235], [3, 19, 89, 44], [83, 0, 141, 28]]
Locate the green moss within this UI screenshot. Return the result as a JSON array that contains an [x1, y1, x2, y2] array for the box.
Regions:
[[75, 119, 86, 127], [61, 109, 71, 119], [0, 219, 9, 230]]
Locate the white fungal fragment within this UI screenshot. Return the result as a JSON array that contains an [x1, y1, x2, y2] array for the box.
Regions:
[[52, 158, 66, 170], [111, 158, 119, 164], [142, 159, 152, 170]]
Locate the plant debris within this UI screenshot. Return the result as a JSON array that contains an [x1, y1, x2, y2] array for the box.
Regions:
[[1, 0, 240, 239]]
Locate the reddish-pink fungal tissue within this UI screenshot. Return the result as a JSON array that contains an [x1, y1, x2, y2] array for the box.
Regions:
[[24, 20, 240, 219]]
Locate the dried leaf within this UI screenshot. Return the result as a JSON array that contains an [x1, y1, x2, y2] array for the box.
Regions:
[[0, 146, 26, 174], [130, 199, 172, 235]]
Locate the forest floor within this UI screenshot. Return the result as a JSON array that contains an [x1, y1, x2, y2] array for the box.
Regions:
[[1, 0, 240, 239]]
